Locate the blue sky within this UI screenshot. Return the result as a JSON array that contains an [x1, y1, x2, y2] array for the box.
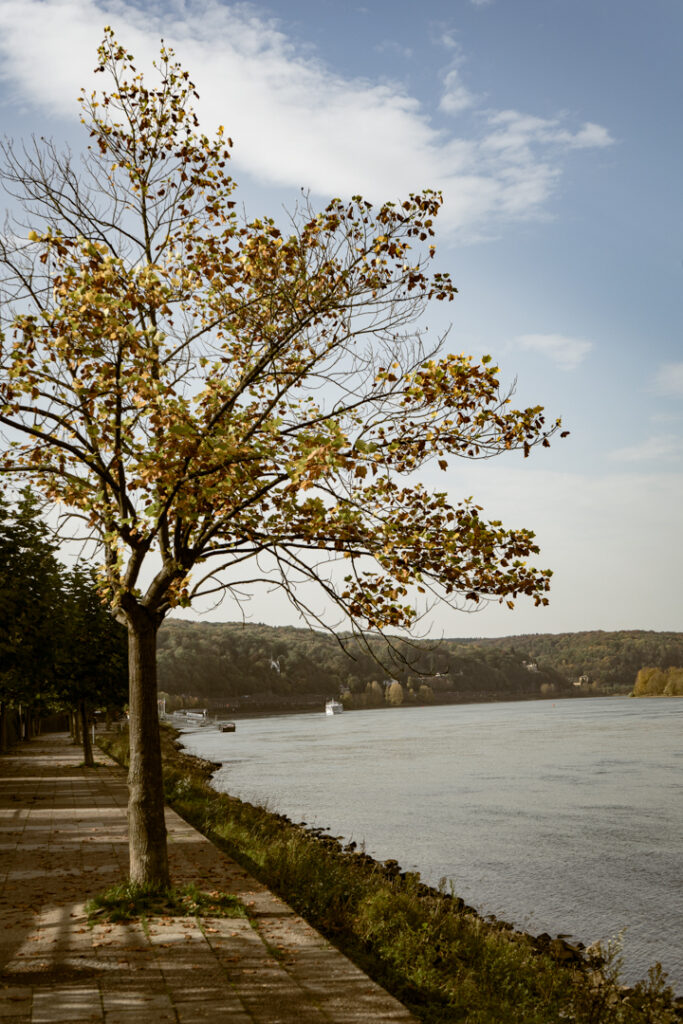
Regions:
[[0, 0, 680, 637]]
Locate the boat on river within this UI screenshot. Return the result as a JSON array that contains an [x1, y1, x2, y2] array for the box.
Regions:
[[325, 700, 343, 715]]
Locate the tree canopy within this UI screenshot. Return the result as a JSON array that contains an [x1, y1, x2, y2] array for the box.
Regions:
[[0, 31, 563, 887], [0, 30, 562, 635], [632, 666, 683, 697]]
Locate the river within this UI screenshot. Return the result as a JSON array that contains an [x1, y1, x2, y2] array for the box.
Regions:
[[177, 696, 683, 989]]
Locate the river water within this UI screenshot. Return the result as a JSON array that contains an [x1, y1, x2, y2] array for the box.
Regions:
[[177, 697, 683, 989]]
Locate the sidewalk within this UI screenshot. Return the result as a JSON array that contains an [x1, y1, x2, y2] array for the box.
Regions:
[[0, 734, 416, 1024]]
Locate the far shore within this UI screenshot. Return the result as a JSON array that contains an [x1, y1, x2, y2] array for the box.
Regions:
[[167, 689, 628, 722]]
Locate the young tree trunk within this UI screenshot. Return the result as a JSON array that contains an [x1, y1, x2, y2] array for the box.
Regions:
[[127, 609, 169, 890], [22, 708, 31, 741], [0, 703, 7, 754], [80, 701, 94, 767], [72, 708, 81, 745]]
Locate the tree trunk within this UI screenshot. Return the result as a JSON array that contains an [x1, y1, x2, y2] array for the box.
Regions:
[[80, 701, 94, 767], [127, 609, 169, 891], [72, 708, 81, 745], [0, 704, 7, 754]]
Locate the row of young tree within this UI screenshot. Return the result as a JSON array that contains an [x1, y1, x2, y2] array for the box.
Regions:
[[0, 489, 127, 759]]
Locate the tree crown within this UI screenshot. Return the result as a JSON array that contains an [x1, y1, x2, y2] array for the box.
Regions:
[[0, 30, 563, 633]]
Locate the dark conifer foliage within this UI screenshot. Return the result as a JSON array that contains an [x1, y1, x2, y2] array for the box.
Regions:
[[0, 489, 127, 752]]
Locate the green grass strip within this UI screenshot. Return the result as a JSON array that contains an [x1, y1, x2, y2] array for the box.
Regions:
[[86, 880, 246, 923]]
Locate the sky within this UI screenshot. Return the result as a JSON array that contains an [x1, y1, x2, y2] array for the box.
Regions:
[[0, 0, 680, 638]]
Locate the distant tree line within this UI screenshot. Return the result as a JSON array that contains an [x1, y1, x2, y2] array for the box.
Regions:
[[157, 620, 568, 706], [632, 666, 683, 697], [0, 489, 128, 759], [157, 621, 683, 708], [476, 630, 683, 693]]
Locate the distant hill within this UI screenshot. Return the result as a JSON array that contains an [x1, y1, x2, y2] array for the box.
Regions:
[[157, 622, 683, 708], [469, 630, 683, 692]]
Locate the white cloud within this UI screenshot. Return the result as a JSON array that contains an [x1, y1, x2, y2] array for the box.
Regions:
[[484, 111, 613, 160], [516, 334, 593, 371], [610, 435, 681, 463], [653, 361, 683, 397], [439, 68, 477, 115], [375, 39, 413, 60], [0, 0, 613, 239], [437, 30, 460, 50], [561, 121, 614, 149]]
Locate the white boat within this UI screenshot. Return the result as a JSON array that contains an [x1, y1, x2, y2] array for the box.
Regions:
[[325, 700, 343, 715]]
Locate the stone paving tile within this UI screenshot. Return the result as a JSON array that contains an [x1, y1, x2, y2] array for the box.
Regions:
[[1, 733, 418, 1024], [0, 988, 32, 1019], [100, 990, 174, 1012], [31, 987, 101, 1024], [104, 1016, 174, 1024], [174, 1003, 252, 1024]]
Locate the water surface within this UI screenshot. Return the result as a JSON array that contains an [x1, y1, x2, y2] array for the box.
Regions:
[[179, 697, 683, 988]]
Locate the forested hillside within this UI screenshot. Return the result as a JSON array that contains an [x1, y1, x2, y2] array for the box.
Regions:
[[474, 630, 683, 692], [157, 620, 569, 705], [156, 622, 683, 707]]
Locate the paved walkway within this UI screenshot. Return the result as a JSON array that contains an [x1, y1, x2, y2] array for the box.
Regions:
[[0, 734, 416, 1024]]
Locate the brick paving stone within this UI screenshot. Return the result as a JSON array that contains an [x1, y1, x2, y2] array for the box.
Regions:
[[1, 733, 418, 1024]]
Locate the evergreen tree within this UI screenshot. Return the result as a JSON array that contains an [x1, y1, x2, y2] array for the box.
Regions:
[[0, 489, 63, 748]]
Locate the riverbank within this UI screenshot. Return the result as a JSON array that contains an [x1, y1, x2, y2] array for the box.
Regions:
[[99, 724, 681, 1024]]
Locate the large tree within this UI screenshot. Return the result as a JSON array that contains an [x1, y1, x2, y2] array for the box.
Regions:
[[0, 31, 564, 888]]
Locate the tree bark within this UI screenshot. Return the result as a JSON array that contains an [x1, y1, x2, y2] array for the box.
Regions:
[[80, 701, 94, 767], [127, 608, 169, 890]]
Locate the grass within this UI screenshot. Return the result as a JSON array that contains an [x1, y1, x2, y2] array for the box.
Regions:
[[97, 725, 681, 1024], [85, 880, 246, 923]]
